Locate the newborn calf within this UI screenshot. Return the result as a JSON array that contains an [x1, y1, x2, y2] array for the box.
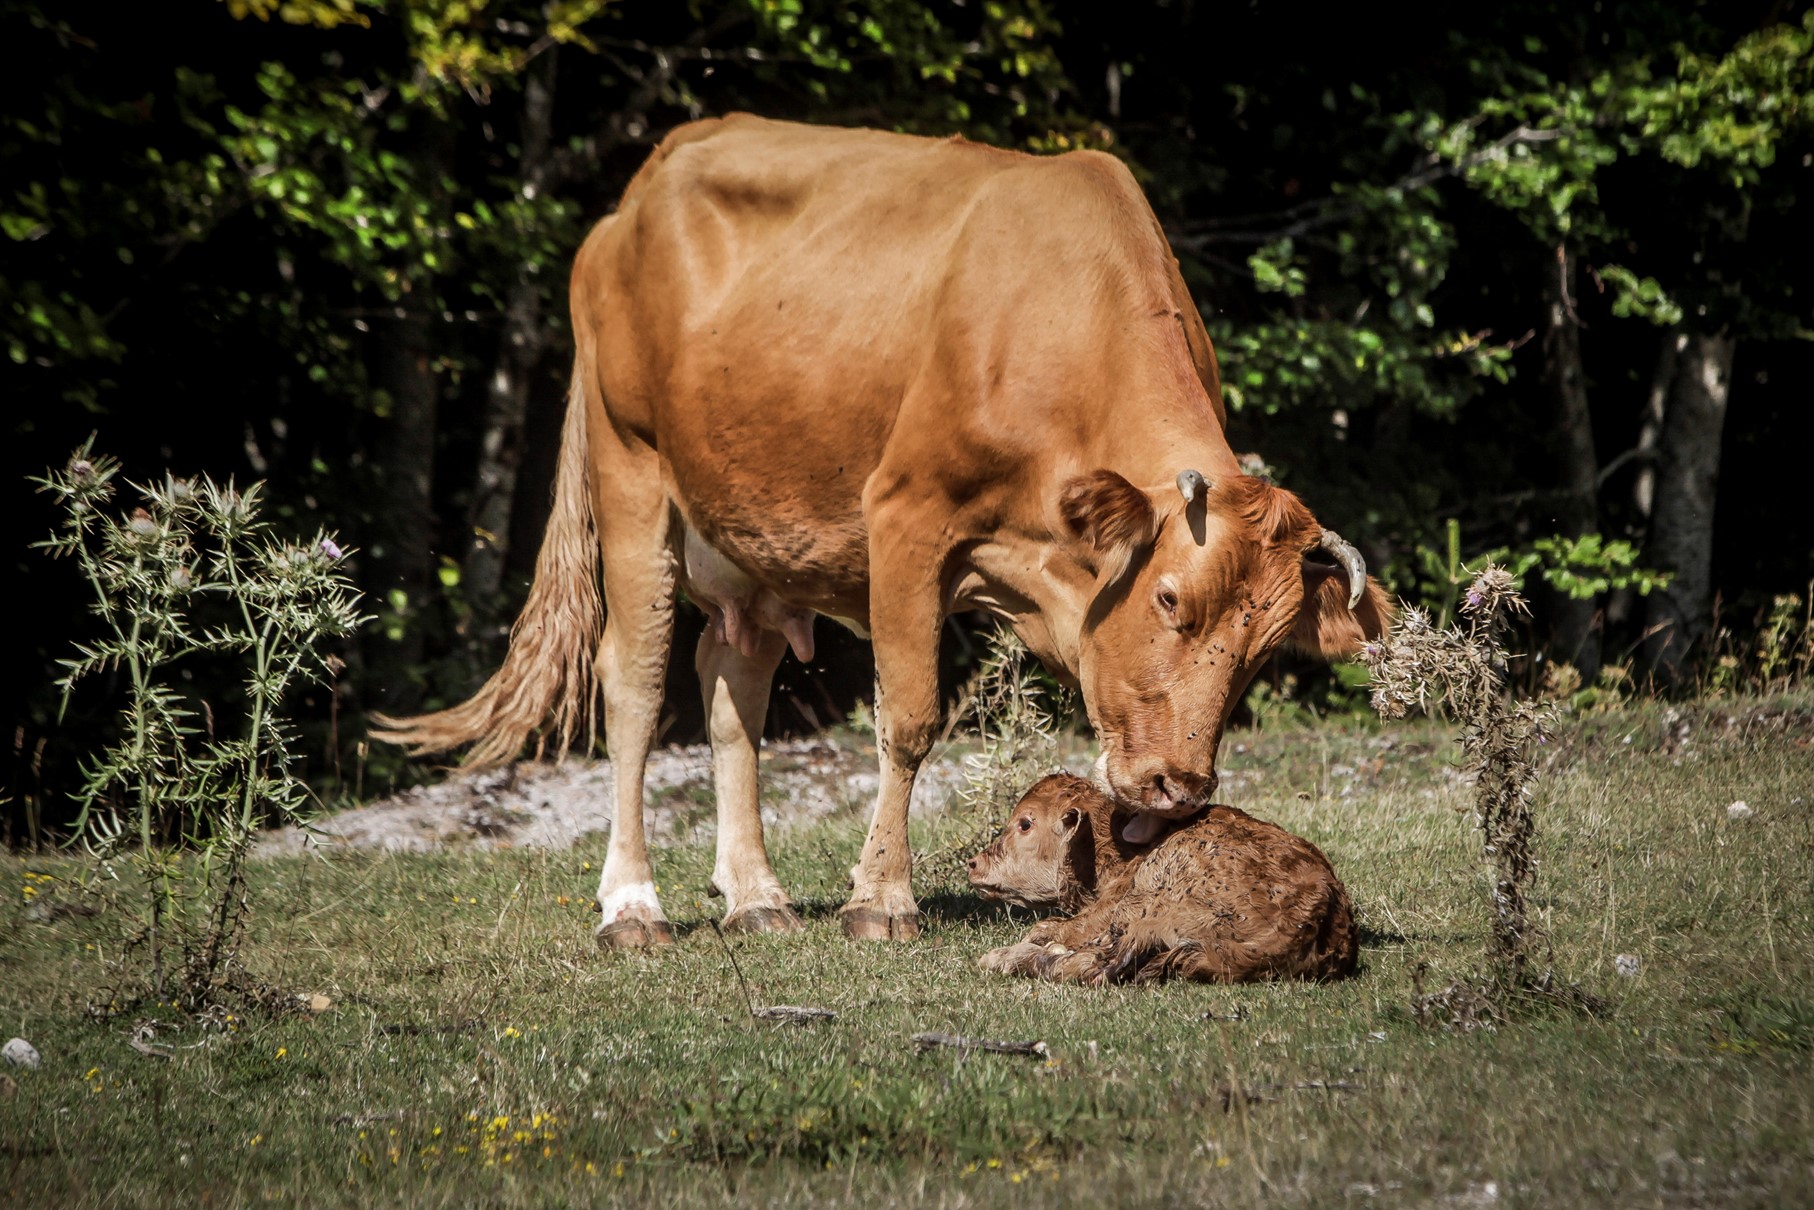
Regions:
[[967, 774, 1357, 985]]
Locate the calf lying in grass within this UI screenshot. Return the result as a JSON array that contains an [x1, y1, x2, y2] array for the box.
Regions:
[[967, 774, 1358, 985]]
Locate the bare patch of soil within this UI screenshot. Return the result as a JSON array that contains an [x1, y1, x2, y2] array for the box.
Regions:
[[257, 737, 990, 856]]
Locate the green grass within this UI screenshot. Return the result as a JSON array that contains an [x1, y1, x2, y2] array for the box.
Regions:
[[3, 696, 1812, 1207]]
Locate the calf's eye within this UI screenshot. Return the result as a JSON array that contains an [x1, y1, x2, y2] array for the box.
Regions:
[[1017, 817, 1033, 832]]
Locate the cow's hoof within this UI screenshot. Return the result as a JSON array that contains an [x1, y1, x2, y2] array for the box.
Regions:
[[596, 916, 674, 950], [839, 907, 920, 942], [723, 904, 804, 935]]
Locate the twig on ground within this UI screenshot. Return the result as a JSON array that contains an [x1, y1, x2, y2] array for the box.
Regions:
[[328, 1110, 416, 1127], [911, 1031, 1048, 1057], [126, 1032, 173, 1061], [708, 919, 757, 1017], [751, 1006, 837, 1024], [708, 920, 834, 1024]]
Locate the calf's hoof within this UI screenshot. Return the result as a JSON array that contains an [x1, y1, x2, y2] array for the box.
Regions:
[[595, 916, 674, 950], [981, 939, 1066, 977], [723, 904, 804, 935], [839, 907, 920, 942]]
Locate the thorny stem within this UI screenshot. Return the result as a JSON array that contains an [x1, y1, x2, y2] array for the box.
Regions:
[[219, 528, 270, 845], [46, 451, 361, 1015], [123, 603, 168, 1001]]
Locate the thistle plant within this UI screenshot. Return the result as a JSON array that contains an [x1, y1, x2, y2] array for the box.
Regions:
[[929, 627, 1075, 884], [35, 440, 363, 1012], [1362, 566, 1599, 1022]]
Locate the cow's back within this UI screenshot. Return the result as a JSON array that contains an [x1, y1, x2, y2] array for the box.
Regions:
[[571, 115, 1221, 603]]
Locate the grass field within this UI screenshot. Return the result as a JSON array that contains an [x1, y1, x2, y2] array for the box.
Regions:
[[3, 695, 1811, 1207]]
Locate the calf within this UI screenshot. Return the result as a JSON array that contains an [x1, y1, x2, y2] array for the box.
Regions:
[[967, 774, 1358, 985]]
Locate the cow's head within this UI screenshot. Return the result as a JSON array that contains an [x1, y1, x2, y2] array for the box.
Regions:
[[1061, 468, 1390, 824]]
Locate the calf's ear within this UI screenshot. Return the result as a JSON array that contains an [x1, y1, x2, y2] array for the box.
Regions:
[[1060, 470, 1157, 585], [1289, 567, 1394, 660], [1055, 805, 1083, 838]]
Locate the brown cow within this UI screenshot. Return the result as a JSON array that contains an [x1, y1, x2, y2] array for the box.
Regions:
[[374, 114, 1390, 946], [969, 774, 1358, 984]]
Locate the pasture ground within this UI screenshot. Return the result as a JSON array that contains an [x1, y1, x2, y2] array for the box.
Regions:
[[3, 695, 1811, 1207]]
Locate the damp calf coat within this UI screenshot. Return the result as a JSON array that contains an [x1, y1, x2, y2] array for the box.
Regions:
[[969, 774, 1358, 984]]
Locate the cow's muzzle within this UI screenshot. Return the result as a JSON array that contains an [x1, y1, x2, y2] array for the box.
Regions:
[[1140, 769, 1214, 814]]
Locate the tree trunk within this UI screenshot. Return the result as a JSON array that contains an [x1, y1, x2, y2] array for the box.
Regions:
[[1641, 330, 1736, 683], [365, 309, 440, 713], [1606, 327, 1682, 630], [460, 49, 560, 670], [1540, 243, 1602, 679]]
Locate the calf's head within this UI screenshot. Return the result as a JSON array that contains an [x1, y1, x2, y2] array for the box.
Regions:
[[966, 774, 1102, 909], [1062, 469, 1390, 821]]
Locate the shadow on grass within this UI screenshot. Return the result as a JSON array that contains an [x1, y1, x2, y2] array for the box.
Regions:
[[769, 890, 1014, 930]]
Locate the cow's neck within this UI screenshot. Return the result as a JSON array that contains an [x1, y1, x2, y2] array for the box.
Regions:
[[960, 424, 1239, 677]]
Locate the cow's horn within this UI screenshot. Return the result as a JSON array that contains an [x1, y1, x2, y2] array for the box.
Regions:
[[1176, 469, 1210, 503], [1319, 529, 1367, 610]]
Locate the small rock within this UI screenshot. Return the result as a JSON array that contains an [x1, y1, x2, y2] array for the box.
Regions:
[[2, 1038, 41, 1070], [301, 993, 333, 1014], [1726, 800, 1753, 820], [22, 897, 97, 924], [1614, 954, 1641, 977]]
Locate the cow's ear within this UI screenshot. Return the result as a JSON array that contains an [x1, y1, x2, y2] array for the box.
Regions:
[[1289, 565, 1394, 659], [1060, 470, 1156, 583], [1055, 805, 1083, 838]]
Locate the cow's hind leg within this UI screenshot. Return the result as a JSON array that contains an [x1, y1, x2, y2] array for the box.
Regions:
[[695, 627, 802, 934], [592, 445, 679, 950]]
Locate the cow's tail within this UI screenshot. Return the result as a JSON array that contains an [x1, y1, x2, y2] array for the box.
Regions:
[[371, 360, 603, 767]]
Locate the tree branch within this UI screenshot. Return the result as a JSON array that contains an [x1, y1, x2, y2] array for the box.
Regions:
[[1166, 123, 1563, 253]]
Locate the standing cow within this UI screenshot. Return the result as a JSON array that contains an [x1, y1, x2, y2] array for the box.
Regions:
[[376, 114, 1389, 946]]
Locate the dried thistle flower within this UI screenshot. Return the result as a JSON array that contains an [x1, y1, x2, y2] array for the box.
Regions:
[[1365, 562, 1558, 994]]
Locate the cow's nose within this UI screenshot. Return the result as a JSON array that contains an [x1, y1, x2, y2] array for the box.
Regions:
[[1149, 770, 1213, 812]]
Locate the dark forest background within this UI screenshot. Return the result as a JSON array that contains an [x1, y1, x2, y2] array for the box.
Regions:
[[6, 0, 1811, 833]]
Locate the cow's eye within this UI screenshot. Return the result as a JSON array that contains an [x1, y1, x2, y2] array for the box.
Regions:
[[1016, 817, 1033, 832], [1156, 587, 1179, 615]]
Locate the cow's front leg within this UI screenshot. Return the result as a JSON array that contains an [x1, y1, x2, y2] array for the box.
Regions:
[[840, 539, 944, 941], [695, 626, 802, 934]]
